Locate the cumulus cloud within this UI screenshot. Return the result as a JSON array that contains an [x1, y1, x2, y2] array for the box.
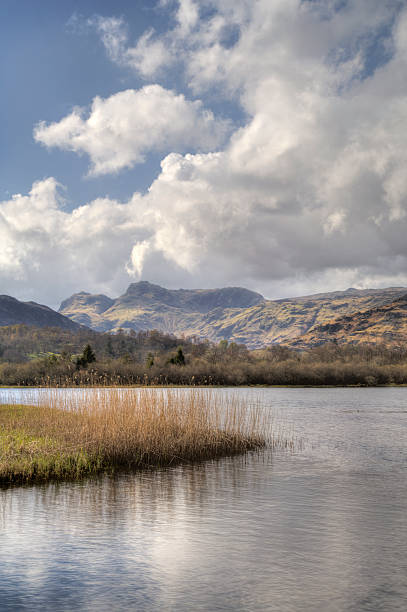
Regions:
[[0, 178, 152, 304], [91, 1, 200, 78], [114, 0, 407, 296], [34, 85, 230, 175], [90, 16, 171, 77], [5, 0, 407, 305]]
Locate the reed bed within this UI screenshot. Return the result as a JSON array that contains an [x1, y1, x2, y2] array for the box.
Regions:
[[0, 388, 270, 485]]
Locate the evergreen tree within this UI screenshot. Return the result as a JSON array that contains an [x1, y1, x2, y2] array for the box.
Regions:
[[76, 344, 96, 368], [169, 346, 185, 366], [82, 344, 96, 364]]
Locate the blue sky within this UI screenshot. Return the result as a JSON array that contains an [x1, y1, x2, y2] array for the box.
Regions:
[[1, 0, 244, 207], [0, 0, 171, 204], [1, 0, 407, 307]]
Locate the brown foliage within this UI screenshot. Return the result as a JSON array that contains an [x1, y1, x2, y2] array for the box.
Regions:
[[0, 327, 407, 386]]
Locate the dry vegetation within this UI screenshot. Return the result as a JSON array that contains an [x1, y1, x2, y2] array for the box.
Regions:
[[0, 389, 269, 485], [2, 324, 407, 387]]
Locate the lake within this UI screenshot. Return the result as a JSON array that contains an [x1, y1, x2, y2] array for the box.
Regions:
[[0, 387, 406, 611]]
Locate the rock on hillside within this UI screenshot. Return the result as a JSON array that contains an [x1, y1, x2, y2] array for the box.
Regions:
[[59, 292, 114, 328]]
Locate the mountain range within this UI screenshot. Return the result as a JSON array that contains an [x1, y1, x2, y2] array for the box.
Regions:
[[2, 282, 407, 348], [59, 281, 407, 348]]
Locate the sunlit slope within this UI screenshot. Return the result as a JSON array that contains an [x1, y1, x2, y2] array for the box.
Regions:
[[195, 288, 407, 347], [286, 294, 407, 348], [59, 281, 265, 337], [59, 283, 407, 348]]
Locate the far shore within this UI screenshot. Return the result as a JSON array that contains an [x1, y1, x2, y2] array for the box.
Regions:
[[2, 383, 407, 389]]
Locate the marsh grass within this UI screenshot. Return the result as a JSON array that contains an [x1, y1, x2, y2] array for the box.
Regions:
[[0, 389, 271, 485]]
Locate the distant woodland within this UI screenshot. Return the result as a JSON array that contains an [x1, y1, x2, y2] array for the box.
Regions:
[[0, 325, 407, 386]]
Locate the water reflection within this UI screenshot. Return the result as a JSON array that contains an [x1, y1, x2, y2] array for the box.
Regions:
[[0, 388, 407, 611], [0, 453, 271, 611]]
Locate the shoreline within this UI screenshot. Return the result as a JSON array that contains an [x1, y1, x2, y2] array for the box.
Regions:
[[2, 383, 407, 389]]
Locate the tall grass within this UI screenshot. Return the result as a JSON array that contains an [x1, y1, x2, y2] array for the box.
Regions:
[[0, 389, 271, 485]]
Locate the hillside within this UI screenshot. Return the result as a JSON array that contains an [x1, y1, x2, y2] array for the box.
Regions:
[[0, 295, 80, 331], [286, 294, 407, 349], [59, 282, 407, 348]]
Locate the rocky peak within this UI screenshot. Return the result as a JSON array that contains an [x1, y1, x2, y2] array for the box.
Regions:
[[59, 292, 114, 314]]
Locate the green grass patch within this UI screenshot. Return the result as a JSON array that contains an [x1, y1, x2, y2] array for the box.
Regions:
[[0, 406, 106, 484]]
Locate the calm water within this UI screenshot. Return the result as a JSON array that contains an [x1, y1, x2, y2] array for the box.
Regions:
[[0, 387, 406, 611]]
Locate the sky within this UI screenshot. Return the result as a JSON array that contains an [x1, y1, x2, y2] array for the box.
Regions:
[[1, 0, 407, 308]]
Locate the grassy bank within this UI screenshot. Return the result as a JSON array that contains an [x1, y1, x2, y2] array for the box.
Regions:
[[0, 389, 268, 485]]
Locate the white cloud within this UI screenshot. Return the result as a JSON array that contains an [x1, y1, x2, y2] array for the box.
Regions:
[[125, 29, 170, 77], [90, 3, 200, 78], [114, 0, 407, 293], [176, 0, 199, 35], [126, 240, 152, 277], [0, 179, 150, 304], [90, 16, 171, 77], [4, 1, 407, 305], [34, 85, 230, 175], [90, 16, 128, 65]]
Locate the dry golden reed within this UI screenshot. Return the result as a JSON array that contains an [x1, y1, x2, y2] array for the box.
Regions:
[[0, 388, 270, 485]]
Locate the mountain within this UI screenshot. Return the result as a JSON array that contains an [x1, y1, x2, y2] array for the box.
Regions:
[[59, 292, 114, 328], [59, 282, 264, 337], [0, 295, 80, 330], [286, 294, 407, 349], [200, 287, 407, 347], [59, 282, 407, 348]]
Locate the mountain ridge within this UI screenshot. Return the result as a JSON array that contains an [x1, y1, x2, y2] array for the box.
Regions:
[[58, 282, 407, 348], [286, 293, 407, 349], [0, 295, 81, 331]]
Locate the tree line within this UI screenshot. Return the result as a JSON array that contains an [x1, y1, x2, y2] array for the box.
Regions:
[[0, 324, 407, 386]]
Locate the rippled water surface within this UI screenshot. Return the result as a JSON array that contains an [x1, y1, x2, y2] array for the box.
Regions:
[[1, 387, 406, 611]]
